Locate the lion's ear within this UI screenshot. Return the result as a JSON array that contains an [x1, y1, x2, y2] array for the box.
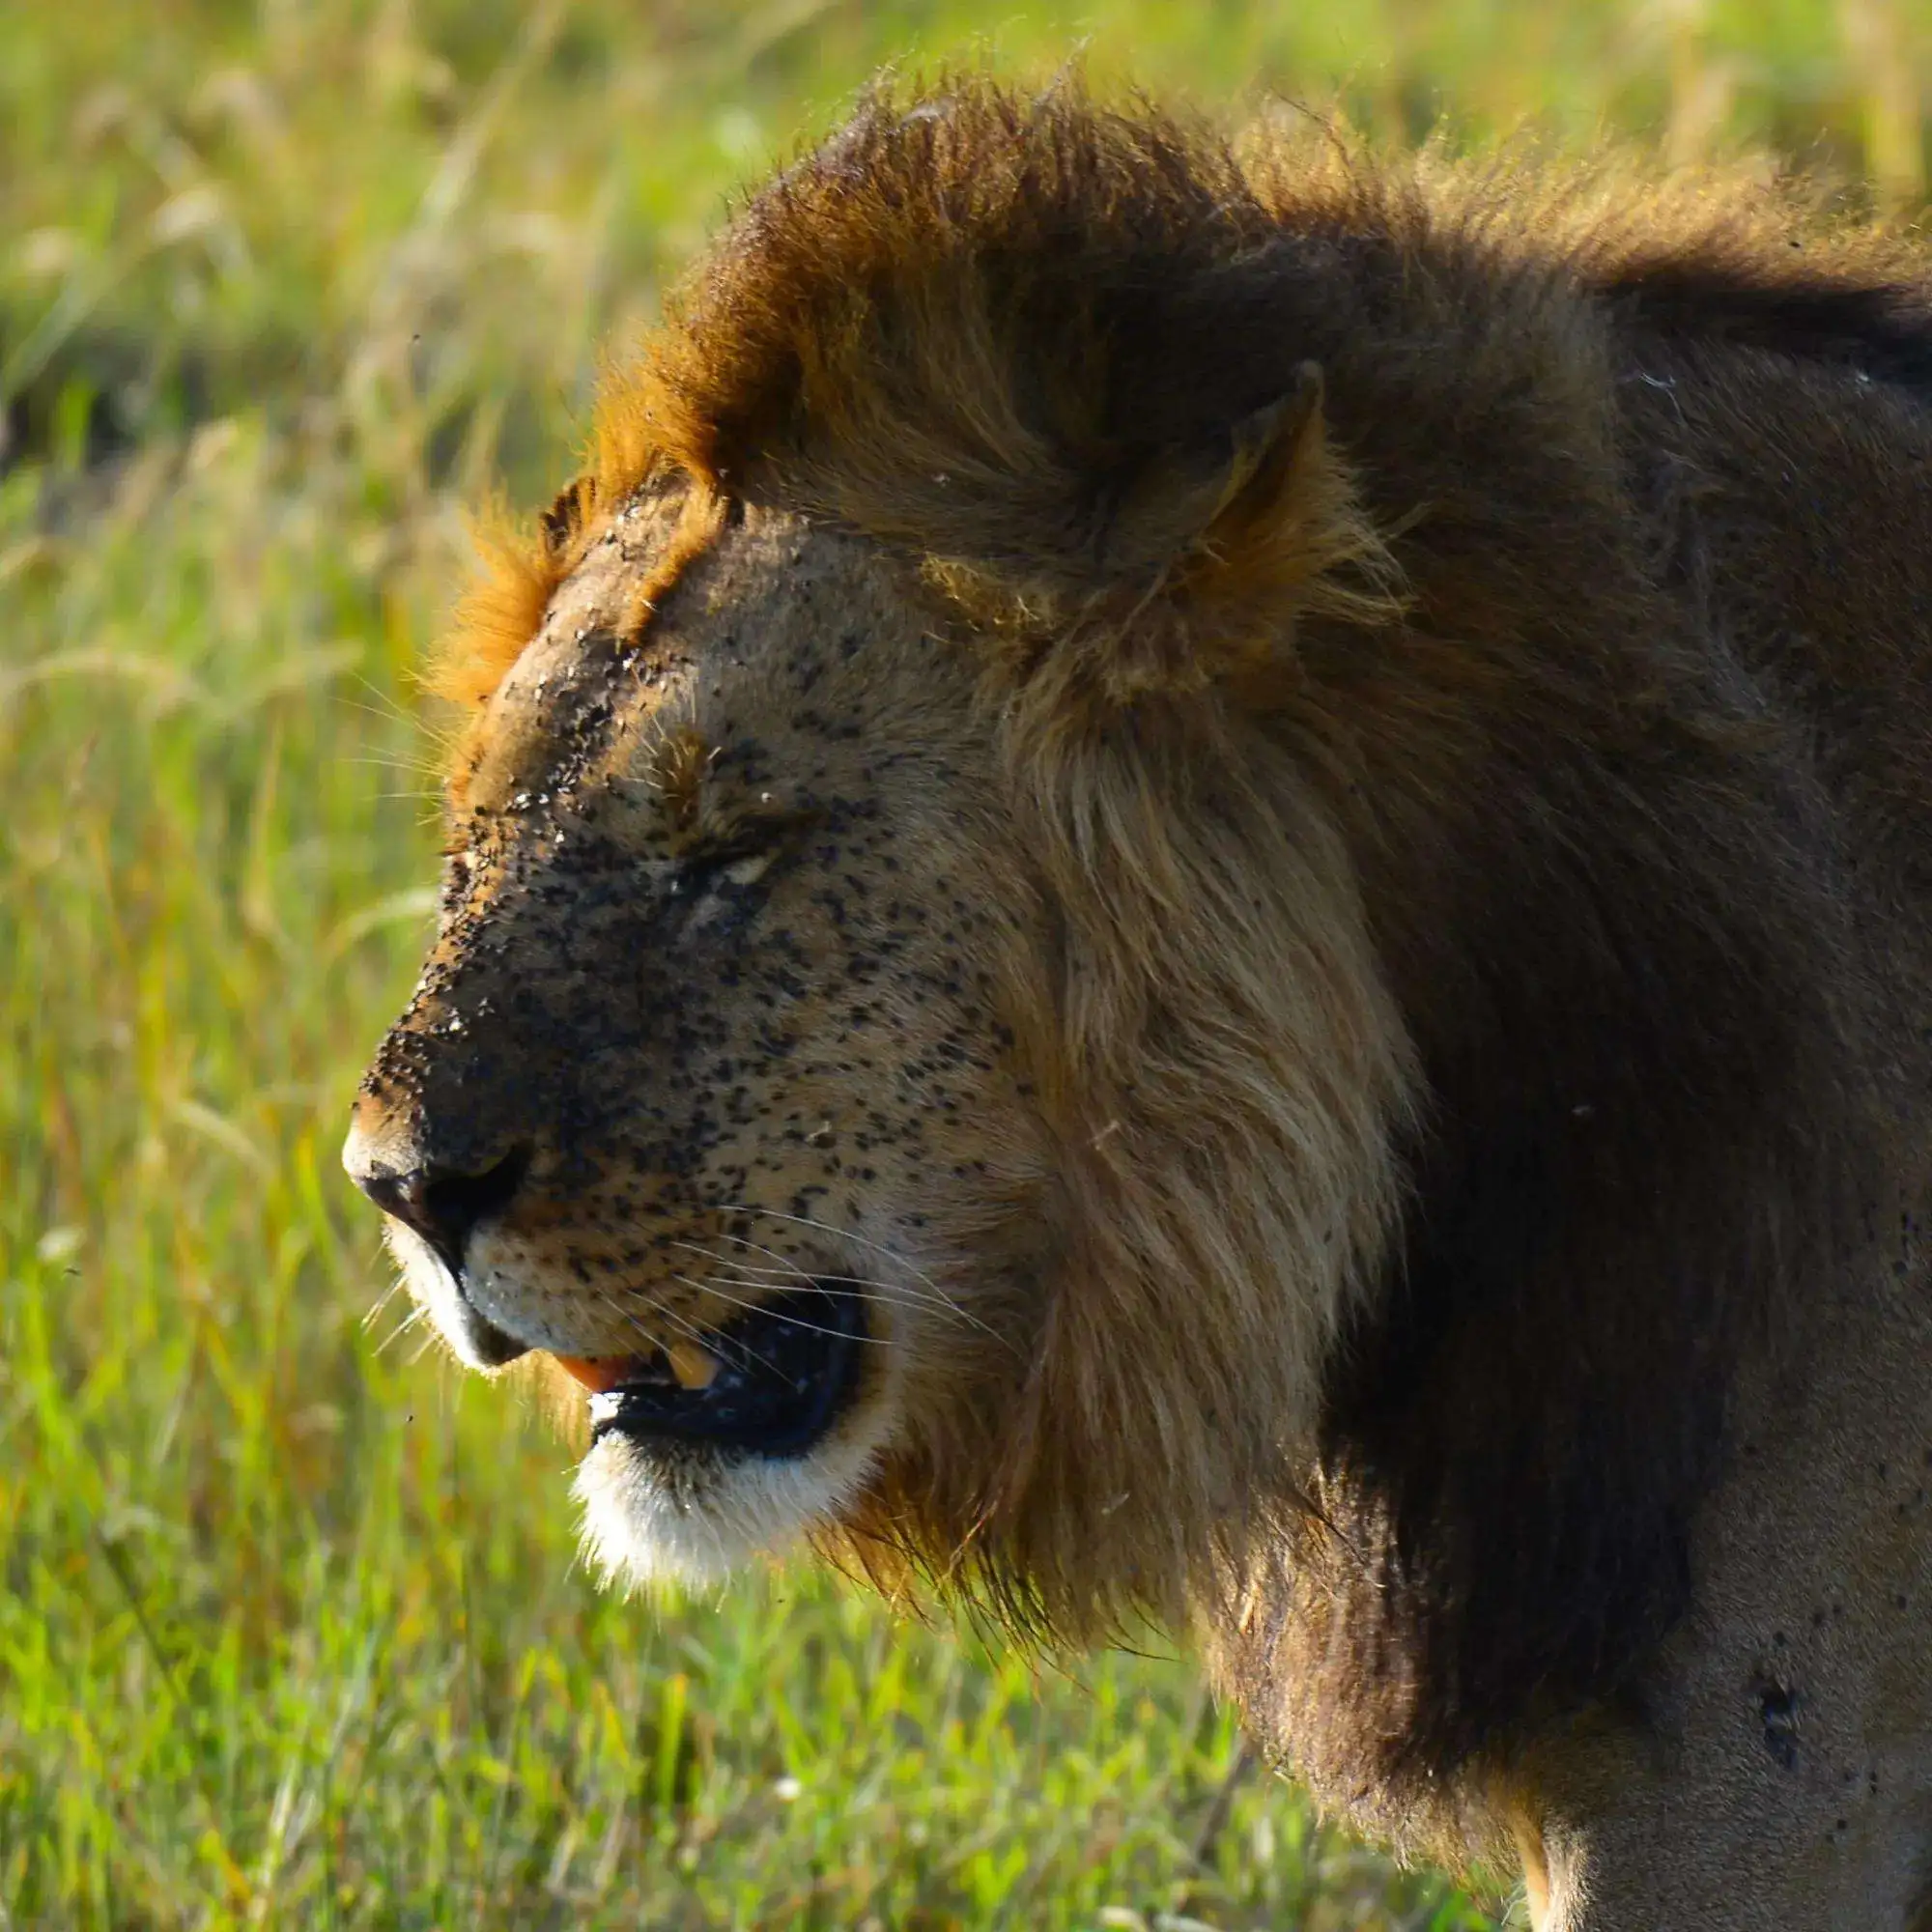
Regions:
[[1065, 362, 1401, 700], [1102, 362, 1329, 580]]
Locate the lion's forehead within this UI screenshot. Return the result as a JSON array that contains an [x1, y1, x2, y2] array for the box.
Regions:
[[459, 514, 992, 899], [457, 504, 919, 821], [455, 496, 699, 817], [424, 507, 1004, 1020]]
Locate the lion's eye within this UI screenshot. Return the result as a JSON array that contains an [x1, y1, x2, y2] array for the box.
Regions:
[[659, 809, 815, 902], [668, 844, 776, 899]]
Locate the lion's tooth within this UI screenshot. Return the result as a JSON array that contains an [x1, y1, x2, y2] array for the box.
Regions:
[[668, 1341, 720, 1390]]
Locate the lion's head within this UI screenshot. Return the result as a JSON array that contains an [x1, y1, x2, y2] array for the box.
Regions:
[[344, 83, 1418, 1633]]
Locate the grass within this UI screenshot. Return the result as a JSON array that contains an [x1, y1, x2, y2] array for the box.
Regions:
[[1, 1, 1923, 1924]]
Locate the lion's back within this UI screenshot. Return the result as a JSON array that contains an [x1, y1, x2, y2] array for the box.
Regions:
[[1608, 263, 1932, 965]]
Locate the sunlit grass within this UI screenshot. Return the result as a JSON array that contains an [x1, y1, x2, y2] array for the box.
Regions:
[[2, 0, 1922, 1923]]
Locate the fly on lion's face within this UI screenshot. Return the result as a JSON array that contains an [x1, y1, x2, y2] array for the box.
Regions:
[[343, 493, 1051, 1583]]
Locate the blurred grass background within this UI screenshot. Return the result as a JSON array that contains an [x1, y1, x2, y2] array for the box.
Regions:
[[1, 2, 1924, 1926]]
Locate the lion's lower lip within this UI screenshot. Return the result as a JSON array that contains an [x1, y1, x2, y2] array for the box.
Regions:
[[584, 1282, 865, 1458]]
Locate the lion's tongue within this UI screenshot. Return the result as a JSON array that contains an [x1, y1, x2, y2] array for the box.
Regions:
[[554, 1346, 719, 1393], [552, 1353, 636, 1394]]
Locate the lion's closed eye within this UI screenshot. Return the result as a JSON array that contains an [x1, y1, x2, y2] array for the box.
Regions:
[[669, 848, 768, 898], [661, 824, 806, 912], [675, 805, 821, 892]]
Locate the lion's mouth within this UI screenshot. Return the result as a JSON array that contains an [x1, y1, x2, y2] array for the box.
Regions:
[[565, 1282, 866, 1459]]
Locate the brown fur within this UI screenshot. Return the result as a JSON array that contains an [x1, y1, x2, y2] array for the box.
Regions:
[[358, 80, 1932, 1925]]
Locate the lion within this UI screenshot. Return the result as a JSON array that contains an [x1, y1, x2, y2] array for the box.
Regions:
[[343, 81, 1932, 1928]]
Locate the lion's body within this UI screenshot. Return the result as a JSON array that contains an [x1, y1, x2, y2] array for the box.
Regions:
[[348, 85, 1932, 1927]]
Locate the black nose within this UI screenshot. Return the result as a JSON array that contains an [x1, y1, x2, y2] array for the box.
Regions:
[[355, 1146, 531, 1272]]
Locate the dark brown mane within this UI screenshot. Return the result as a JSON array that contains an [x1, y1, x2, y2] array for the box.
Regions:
[[1604, 262, 1932, 385]]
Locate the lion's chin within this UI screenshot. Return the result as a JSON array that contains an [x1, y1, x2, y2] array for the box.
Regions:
[[556, 1279, 894, 1584], [573, 1419, 887, 1586]]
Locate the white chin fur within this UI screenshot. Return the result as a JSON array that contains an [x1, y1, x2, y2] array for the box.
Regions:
[[574, 1420, 886, 1588]]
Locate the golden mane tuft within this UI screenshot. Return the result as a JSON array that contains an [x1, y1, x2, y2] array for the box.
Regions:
[[428, 499, 568, 711]]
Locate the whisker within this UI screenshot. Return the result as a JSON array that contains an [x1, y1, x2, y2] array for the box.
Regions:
[[692, 1229, 966, 1321], [369, 1305, 428, 1358], [668, 1236, 975, 1324], [361, 1278, 406, 1328], [714, 1201, 951, 1296], [670, 1237, 968, 1328], [699, 1219, 1009, 1349], [701, 1258, 998, 1343], [667, 1271, 887, 1357], [689, 1229, 907, 1294], [595, 1287, 771, 1381], [662, 1277, 812, 1388], [668, 1236, 806, 1283], [342, 674, 419, 730]]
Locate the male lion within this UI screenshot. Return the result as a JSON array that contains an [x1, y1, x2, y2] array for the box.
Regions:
[[344, 82, 1932, 1928]]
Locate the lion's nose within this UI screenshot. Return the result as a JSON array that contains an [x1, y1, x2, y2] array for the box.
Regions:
[[349, 1145, 532, 1271]]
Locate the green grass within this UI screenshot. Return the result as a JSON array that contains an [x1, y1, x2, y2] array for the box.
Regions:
[[2, 1, 1923, 1924]]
